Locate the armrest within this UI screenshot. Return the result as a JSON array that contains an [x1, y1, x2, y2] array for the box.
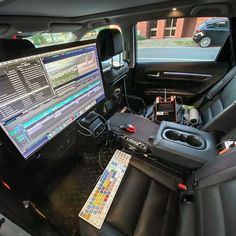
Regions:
[[151, 121, 217, 169]]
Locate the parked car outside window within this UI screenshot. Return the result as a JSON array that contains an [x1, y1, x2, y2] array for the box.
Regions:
[[136, 17, 229, 62], [193, 18, 229, 47]]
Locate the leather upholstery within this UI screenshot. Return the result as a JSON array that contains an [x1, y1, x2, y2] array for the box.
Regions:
[[80, 150, 236, 236], [96, 28, 129, 100], [195, 150, 236, 236], [199, 67, 236, 133], [152, 121, 217, 170], [80, 157, 182, 236]]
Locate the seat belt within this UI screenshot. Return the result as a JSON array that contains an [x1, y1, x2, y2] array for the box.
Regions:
[[197, 66, 236, 108]]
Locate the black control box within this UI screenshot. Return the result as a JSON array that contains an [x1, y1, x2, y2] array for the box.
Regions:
[[77, 112, 107, 152], [120, 134, 148, 153]]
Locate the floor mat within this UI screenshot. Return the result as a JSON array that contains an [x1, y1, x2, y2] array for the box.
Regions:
[[34, 149, 113, 236]]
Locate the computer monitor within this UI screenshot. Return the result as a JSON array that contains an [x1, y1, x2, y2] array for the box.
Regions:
[[0, 42, 105, 159]]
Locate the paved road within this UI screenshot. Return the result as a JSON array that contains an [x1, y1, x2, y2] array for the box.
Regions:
[[138, 47, 220, 62]]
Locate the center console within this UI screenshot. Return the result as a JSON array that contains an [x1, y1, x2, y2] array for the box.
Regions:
[[109, 112, 159, 153], [109, 112, 217, 170], [152, 121, 217, 169]]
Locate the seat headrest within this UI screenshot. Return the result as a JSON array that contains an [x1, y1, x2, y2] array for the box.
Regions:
[[0, 39, 35, 54], [97, 29, 123, 61]]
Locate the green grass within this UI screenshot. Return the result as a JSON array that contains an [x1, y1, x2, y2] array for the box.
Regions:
[[138, 37, 197, 48]]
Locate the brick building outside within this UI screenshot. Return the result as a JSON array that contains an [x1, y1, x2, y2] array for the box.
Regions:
[[137, 17, 212, 39]]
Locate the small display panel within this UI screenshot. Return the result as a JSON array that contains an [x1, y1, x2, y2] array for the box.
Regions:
[[0, 43, 105, 159]]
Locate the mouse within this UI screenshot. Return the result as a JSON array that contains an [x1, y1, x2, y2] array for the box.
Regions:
[[120, 124, 136, 133]]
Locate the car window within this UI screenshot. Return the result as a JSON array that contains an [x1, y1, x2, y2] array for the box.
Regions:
[[206, 23, 217, 29], [25, 32, 77, 48], [136, 17, 229, 62], [217, 21, 229, 28], [80, 25, 121, 41]]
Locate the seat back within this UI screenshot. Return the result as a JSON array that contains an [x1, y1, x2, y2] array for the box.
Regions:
[[200, 66, 236, 133], [96, 29, 129, 98], [0, 38, 35, 54], [97, 29, 124, 62], [195, 150, 236, 236]]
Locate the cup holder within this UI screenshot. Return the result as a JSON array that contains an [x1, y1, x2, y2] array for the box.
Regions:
[[186, 135, 203, 147], [163, 129, 205, 149], [165, 130, 179, 141]]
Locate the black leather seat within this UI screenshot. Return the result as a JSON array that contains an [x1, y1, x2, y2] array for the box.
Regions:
[[144, 66, 236, 135], [198, 66, 236, 133], [79, 150, 236, 236], [97, 29, 148, 115], [96, 29, 129, 98]]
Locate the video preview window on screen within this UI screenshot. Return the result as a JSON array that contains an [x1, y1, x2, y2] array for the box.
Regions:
[[0, 43, 105, 159]]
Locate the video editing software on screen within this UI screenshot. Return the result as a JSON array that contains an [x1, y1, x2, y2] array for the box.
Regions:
[[0, 43, 105, 159]]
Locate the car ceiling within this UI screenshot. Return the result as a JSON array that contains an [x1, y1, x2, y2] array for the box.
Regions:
[[0, 0, 234, 18], [0, 0, 176, 17], [0, 0, 235, 37]]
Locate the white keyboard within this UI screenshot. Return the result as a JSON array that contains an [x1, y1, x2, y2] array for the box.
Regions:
[[79, 150, 131, 229]]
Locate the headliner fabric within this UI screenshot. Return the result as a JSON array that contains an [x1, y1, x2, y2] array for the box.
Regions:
[[0, 0, 170, 17]]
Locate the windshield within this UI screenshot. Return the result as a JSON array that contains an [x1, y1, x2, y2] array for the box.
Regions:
[[25, 32, 77, 48]]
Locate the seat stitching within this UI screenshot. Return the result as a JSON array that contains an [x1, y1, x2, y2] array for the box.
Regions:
[[198, 190, 204, 236], [101, 222, 127, 236], [209, 106, 213, 120], [133, 179, 152, 236], [160, 190, 171, 236], [218, 184, 226, 236], [219, 98, 225, 110]]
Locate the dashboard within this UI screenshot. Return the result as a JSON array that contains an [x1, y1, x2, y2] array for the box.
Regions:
[[0, 42, 105, 160]]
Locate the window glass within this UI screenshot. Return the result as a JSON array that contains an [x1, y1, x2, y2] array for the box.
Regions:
[[217, 21, 229, 28], [25, 32, 77, 48], [136, 17, 229, 62], [150, 20, 158, 38]]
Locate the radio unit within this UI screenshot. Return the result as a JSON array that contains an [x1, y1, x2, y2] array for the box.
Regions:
[[120, 134, 148, 152]]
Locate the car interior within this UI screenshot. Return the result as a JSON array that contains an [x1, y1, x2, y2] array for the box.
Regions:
[[0, 0, 236, 236]]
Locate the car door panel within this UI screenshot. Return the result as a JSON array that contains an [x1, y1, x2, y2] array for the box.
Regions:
[[147, 71, 211, 81], [133, 61, 229, 103], [208, 28, 229, 45]]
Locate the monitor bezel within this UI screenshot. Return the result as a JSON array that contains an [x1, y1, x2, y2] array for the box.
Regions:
[[0, 39, 106, 162]]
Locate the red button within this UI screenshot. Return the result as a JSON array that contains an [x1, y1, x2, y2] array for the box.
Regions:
[[178, 183, 187, 191]]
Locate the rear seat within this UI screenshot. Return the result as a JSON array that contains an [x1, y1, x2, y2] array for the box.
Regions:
[[198, 66, 236, 134], [80, 149, 236, 236]]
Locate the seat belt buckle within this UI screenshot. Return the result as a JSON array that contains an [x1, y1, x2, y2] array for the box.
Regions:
[[218, 141, 236, 155], [178, 183, 188, 191]]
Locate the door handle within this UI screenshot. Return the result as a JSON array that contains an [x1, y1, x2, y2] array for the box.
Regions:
[[147, 72, 161, 79]]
